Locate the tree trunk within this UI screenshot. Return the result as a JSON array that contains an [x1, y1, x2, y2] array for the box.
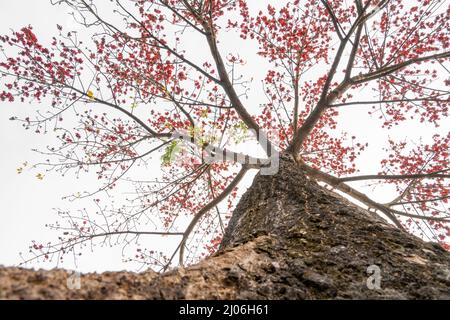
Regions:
[[1, 157, 449, 299]]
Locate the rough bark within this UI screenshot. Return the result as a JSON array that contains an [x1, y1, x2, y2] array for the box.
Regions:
[[1, 157, 449, 299]]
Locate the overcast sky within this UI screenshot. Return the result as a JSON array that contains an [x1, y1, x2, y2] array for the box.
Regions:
[[0, 0, 446, 273], [0, 1, 150, 272]]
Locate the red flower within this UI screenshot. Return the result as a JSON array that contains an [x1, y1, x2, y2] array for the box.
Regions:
[[21, 27, 38, 44]]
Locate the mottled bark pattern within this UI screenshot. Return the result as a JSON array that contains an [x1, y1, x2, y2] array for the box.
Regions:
[[221, 155, 384, 248], [216, 155, 450, 298]]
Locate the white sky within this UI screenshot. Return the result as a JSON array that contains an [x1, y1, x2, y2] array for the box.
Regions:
[[0, 0, 447, 273], [0, 1, 131, 272]]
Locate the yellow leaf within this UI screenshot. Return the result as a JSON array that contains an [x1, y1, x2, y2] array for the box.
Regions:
[[200, 109, 209, 118], [162, 86, 170, 98], [36, 173, 44, 180], [87, 90, 95, 100], [164, 122, 173, 129], [17, 167, 23, 174]]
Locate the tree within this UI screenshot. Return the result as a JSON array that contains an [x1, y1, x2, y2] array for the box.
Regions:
[[0, 0, 449, 284]]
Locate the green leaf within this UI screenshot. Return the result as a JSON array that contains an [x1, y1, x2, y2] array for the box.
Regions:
[[161, 140, 181, 165]]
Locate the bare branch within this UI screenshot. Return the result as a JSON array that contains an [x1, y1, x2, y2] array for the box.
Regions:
[[298, 160, 404, 229], [388, 209, 450, 222], [352, 51, 450, 85], [329, 96, 449, 108], [321, 0, 344, 40], [200, 20, 275, 156], [178, 166, 248, 266], [389, 195, 450, 207], [339, 170, 450, 183]]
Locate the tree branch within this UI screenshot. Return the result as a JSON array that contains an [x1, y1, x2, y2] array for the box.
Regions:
[[339, 171, 450, 183], [329, 96, 449, 108], [321, 0, 344, 41], [387, 209, 450, 222], [201, 21, 275, 156], [287, 0, 376, 154], [82, 0, 222, 85], [298, 160, 405, 229], [178, 166, 248, 266], [389, 195, 450, 207], [288, 49, 450, 155], [352, 51, 450, 85]]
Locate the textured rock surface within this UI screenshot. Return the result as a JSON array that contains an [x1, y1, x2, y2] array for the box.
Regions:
[[1, 158, 449, 299]]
